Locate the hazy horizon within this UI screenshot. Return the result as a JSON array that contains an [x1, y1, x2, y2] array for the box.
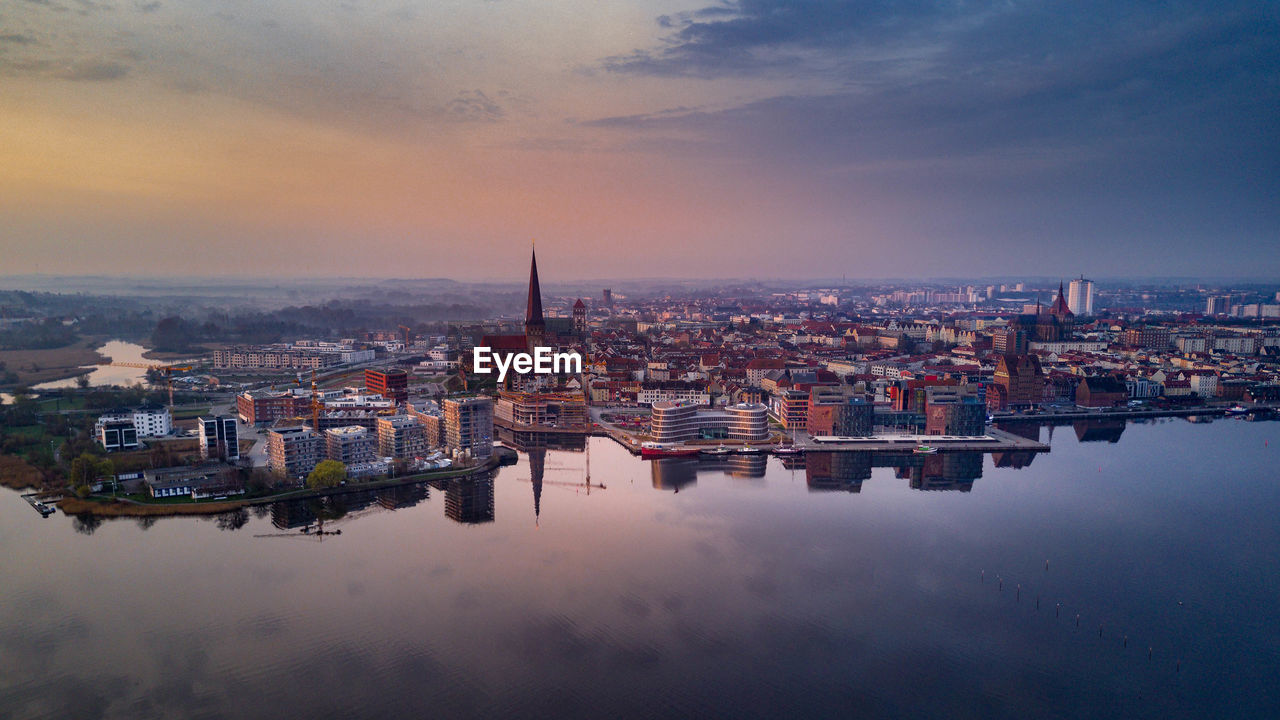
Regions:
[[1, 271, 1277, 288]]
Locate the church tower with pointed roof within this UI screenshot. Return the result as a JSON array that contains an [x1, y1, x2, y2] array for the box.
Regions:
[[525, 245, 545, 346], [1049, 281, 1073, 319]]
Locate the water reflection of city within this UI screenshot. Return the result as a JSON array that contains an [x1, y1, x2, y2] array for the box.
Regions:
[[995, 418, 1128, 447], [269, 473, 496, 530], [650, 454, 769, 491], [264, 423, 1066, 530], [655, 448, 1040, 493]]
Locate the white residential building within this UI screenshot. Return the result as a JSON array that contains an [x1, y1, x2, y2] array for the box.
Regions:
[[1068, 277, 1095, 316], [94, 406, 173, 440]]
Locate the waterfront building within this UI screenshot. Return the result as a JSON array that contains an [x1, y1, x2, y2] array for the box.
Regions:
[[992, 354, 1044, 409], [325, 426, 377, 465], [376, 415, 428, 459], [266, 426, 322, 477], [444, 396, 494, 459], [725, 403, 769, 442], [924, 393, 986, 436], [495, 390, 588, 428], [408, 402, 444, 447], [1076, 375, 1129, 408], [773, 389, 810, 430], [834, 397, 874, 437], [650, 401, 768, 443]]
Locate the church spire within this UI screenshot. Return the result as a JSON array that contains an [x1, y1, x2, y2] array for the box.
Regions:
[[1050, 280, 1073, 317], [525, 242, 545, 332]]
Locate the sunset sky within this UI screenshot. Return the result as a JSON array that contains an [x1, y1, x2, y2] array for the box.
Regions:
[[1, 0, 1276, 280]]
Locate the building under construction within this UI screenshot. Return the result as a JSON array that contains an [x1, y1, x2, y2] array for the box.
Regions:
[[494, 389, 588, 429]]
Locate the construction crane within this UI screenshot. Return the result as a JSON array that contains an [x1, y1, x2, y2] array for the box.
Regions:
[[517, 476, 606, 493], [310, 369, 322, 432], [398, 325, 413, 347], [99, 362, 193, 410]]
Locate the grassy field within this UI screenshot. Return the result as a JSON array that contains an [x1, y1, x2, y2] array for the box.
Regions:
[[7, 425, 44, 439], [172, 405, 211, 420], [36, 395, 89, 412], [0, 338, 106, 387]]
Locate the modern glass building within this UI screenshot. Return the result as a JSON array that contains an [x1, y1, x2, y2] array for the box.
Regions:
[[651, 401, 769, 443]]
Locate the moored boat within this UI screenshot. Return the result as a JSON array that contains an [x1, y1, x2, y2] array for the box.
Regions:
[[641, 442, 701, 458], [914, 445, 939, 455]]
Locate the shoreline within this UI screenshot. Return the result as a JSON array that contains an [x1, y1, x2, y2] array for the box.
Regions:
[[0, 337, 110, 389], [54, 447, 516, 518]]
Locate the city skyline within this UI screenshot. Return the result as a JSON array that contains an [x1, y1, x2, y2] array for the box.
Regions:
[[2, 1, 1277, 279]]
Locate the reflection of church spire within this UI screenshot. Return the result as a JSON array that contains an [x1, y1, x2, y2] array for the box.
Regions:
[[528, 447, 546, 526]]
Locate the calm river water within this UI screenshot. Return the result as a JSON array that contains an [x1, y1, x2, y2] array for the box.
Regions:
[[1, 418, 1278, 719], [32, 340, 163, 390]]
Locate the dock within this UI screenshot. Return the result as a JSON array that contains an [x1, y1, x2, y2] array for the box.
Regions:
[[20, 493, 58, 517]]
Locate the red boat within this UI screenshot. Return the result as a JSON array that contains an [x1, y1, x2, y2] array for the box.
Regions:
[[640, 442, 701, 458]]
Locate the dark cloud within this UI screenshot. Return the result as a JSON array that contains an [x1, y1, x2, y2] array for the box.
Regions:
[[605, 0, 972, 77], [56, 60, 130, 81], [135, 0, 161, 12], [0, 33, 38, 44], [596, 3, 1272, 195], [445, 89, 504, 122], [589, 0, 1280, 270]]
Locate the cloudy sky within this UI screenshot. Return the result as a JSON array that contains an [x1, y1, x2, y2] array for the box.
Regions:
[[1, 0, 1276, 280]]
